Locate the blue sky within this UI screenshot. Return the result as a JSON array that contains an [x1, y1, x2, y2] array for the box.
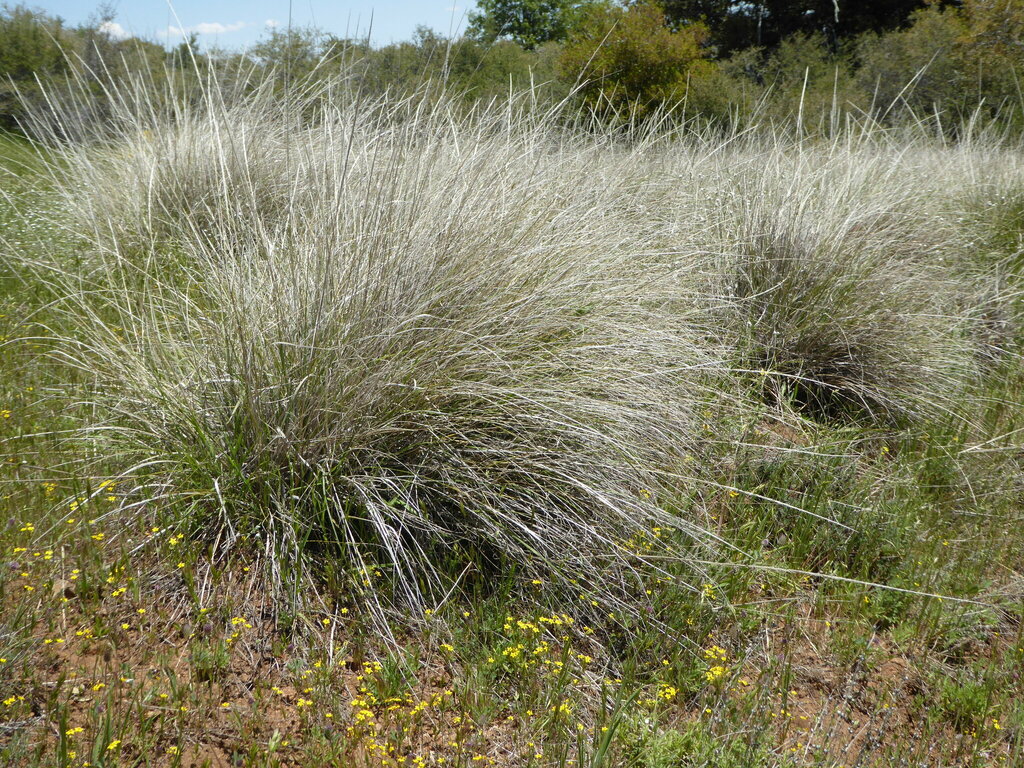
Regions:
[[33, 1, 471, 49]]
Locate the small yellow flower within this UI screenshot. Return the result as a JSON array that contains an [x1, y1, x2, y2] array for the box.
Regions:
[[705, 665, 727, 683], [106, 740, 121, 751]]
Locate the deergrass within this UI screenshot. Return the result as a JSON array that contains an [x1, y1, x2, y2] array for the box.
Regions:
[[22, 81, 739, 622], [640, 132, 987, 424], [725, 210, 974, 422]]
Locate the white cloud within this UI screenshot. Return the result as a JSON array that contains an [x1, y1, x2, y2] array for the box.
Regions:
[[265, 19, 280, 29], [98, 21, 130, 40], [194, 21, 248, 35], [165, 21, 249, 37]]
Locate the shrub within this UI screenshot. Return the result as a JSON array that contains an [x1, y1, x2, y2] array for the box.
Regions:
[[729, 32, 866, 131], [855, 6, 969, 122], [557, 0, 717, 120], [856, 1, 1024, 130], [0, 4, 75, 128]]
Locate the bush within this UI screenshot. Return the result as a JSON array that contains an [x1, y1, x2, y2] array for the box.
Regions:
[[0, 4, 75, 128], [856, 1, 1024, 129], [856, 6, 969, 122], [558, 0, 717, 120], [729, 32, 866, 131]]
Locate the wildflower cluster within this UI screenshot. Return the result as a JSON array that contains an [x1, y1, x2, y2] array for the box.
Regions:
[[703, 644, 729, 684], [226, 616, 253, 645], [490, 614, 594, 680], [621, 525, 669, 555], [343, 659, 463, 763]]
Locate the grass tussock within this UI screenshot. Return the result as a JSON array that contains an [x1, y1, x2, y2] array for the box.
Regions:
[[726, 208, 976, 423], [27, 83, 732, 620]]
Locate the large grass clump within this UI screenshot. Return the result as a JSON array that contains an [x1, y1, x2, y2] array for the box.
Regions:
[[726, 208, 975, 422], [24, 82, 729, 618], [671, 139, 983, 425]]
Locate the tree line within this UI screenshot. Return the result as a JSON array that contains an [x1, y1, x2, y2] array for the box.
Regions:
[[3, 0, 1024, 133]]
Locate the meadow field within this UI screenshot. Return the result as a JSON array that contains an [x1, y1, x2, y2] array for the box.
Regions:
[[1, 78, 1023, 767]]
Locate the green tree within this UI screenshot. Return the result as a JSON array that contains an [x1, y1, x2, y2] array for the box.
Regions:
[[468, 0, 601, 48], [558, 0, 716, 118], [0, 4, 75, 127], [662, 0, 955, 54]]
